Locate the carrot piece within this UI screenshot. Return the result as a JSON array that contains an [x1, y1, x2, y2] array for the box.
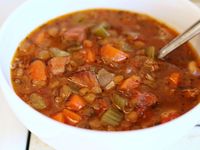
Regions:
[[28, 60, 47, 81], [66, 94, 86, 111], [168, 72, 180, 87], [63, 109, 82, 125], [85, 48, 96, 63], [51, 112, 66, 123], [101, 44, 129, 63], [119, 75, 141, 91]]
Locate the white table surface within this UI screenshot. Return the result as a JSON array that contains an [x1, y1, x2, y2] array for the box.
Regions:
[[0, 0, 200, 150]]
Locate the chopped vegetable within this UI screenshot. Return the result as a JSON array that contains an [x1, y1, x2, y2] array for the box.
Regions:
[[118, 40, 133, 52], [85, 48, 96, 63], [50, 47, 70, 57], [91, 86, 102, 94], [29, 93, 47, 110], [119, 75, 141, 92], [188, 61, 200, 76], [101, 44, 129, 63], [125, 111, 138, 123], [113, 75, 124, 84], [67, 45, 83, 52], [145, 46, 156, 59], [66, 94, 86, 111], [79, 87, 89, 96], [28, 60, 47, 81], [83, 93, 96, 103], [101, 107, 124, 126], [105, 81, 115, 90], [68, 71, 100, 89], [91, 22, 110, 38], [60, 85, 72, 99], [63, 109, 82, 125], [168, 72, 180, 87], [48, 56, 70, 75], [52, 112, 65, 123], [37, 50, 51, 60], [97, 68, 115, 87], [112, 94, 127, 111]]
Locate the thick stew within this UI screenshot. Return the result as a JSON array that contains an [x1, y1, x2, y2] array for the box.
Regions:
[[11, 9, 200, 131]]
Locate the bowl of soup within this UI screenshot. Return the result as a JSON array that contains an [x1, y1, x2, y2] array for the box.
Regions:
[[0, 0, 200, 149]]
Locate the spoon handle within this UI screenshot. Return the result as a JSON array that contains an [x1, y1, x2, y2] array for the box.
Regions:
[[158, 19, 200, 59]]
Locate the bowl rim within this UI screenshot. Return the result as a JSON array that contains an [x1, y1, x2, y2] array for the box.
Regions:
[[0, 0, 200, 136]]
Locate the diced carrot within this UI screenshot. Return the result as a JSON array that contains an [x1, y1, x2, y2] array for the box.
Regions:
[[101, 44, 129, 63], [48, 56, 70, 75], [85, 48, 96, 63], [119, 75, 141, 92], [63, 109, 82, 125], [51, 112, 66, 123], [168, 72, 180, 87], [66, 94, 86, 111], [28, 60, 47, 81]]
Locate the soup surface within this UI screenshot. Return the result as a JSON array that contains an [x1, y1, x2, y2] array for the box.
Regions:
[[11, 9, 200, 131]]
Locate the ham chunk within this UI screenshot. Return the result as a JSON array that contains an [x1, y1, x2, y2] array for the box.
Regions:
[[48, 57, 70, 75], [133, 91, 158, 110], [63, 26, 87, 43], [68, 71, 100, 89]]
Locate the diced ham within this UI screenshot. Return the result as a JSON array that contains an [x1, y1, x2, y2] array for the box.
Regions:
[[68, 71, 100, 89], [133, 91, 158, 109], [63, 26, 87, 43], [48, 56, 70, 75]]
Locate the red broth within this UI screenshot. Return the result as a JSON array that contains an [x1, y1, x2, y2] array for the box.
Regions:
[[11, 9, 200, 131]]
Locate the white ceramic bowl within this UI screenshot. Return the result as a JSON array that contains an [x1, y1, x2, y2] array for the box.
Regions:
[[0, 0, 200, 150]]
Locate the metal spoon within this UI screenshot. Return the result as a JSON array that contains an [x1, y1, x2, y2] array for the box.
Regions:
[[158, 19, 200, 59]]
